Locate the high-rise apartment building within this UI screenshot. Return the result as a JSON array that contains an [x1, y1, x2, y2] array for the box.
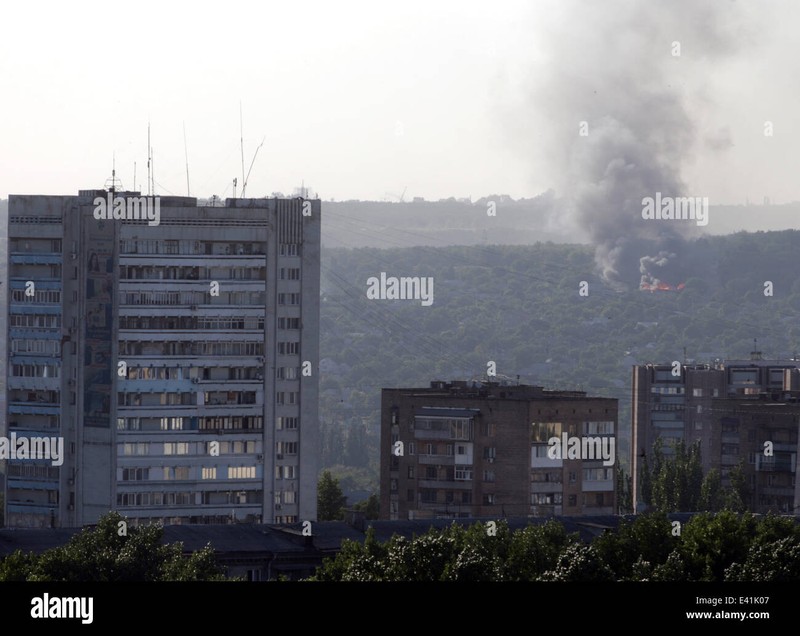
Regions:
[[2, 190, 320, 528], [380, 381, 618, 520], [631, 355, 800, 513]]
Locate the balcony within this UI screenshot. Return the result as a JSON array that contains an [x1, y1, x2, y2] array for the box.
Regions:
[[418, 479, 471, 490], [414, 429, 453, 440], [582, 480, 614, 492], [417, 454, 455, 465], [9, 402, 60, 416], [756, 460, 794, 472], [10, 253, 62, 265]]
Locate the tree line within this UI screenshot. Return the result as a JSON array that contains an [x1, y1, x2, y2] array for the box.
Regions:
[[309, 512, 800, 582]]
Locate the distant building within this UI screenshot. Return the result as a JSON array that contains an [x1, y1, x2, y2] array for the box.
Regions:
[[380, 381, 618, 520], [3, 190, 320, 528], [631, 354, 800, 513]]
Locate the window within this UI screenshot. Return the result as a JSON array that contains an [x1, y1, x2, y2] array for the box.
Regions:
[[450, 419, 472, 440], [122, 468, 148, 481], [531, 493, 562, 505], [568, 494, 577, 507], [390, 479, 398, 492], [278, 341, 300, 355], [483, 470, 495, 482], [282, 465, 296, 479], [531, 471, 562, 483], [583, 468, 613, 481], [461, 492, 472, 504], [583, 421, 614, 435], [425, 466, 437, 479], [408, 466, 415, 479], [278, 317, 301, 330], [277, 417, 298, 430], [162, 466, 190, 480], [454, 467, 472, 481], [407, 489, 415, 502], [284, 491, 297, 504], [482, 494, 495, 505], [531, 444, 550, 458], [164, 442, 190, 455], [279, 266, 301, 279], [278, 293, 300, 306], [531, 422, 562, 442], [121, 443, 148, 456], [482, 421, 495, 437], [228, 466, 257, 479], [277, 366, 298, 380], [275, 391, 300, 404], [483, 447, 496, 459], [202, 467, 217, 480], [276, 441, 298, 455]]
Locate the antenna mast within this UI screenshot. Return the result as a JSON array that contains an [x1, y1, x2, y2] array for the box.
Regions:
[[183, 121, 191, 196], [240, 102, 245, 198], [147, 122, 151, 196], [242, 136, 265, 198]]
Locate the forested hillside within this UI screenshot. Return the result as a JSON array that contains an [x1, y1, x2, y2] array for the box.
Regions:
[[319, 230, 800, 496]]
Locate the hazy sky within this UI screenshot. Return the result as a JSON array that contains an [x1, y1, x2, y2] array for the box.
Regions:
[[1, 0, 797, 204]]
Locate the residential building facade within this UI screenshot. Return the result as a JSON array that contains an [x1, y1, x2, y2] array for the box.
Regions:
[[2, 190, 320, 527], [631, 355, 800, 513], [381, 381, 618, 520]]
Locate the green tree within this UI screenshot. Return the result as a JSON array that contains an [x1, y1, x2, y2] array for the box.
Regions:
[[678, 511, 757, 581], [352, 493, 380, 520], [725, 536, 800, 582], [648, 439, 703, 512], [723, 460, 750, 512], [317, 470, 347, 521], [0, 511, 226, 581], [699, 468, 723, 511], [593, 512, 676, 581], [616, 465, 633, 514], [540, 543, 615, 582]]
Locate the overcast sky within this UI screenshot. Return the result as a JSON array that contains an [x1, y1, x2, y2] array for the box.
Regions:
[[1, 0, 797, 204]]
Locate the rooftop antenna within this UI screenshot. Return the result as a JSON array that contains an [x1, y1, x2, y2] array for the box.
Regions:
[[751, 338, 762, 361], [240, 102, 245, 198], [183, 121, 191, 197], [104, 153, 123, 192], [242, 136, 265, 198], [147, 122, 152, 196]]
